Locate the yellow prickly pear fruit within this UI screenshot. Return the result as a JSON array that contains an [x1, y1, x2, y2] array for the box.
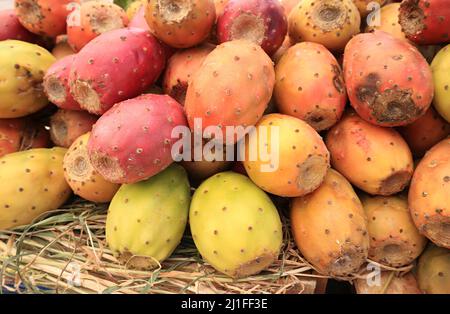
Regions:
[[0, 147, 71, 230], [355, 272, 422, 294], [106, 164, 191, 269], [431, 44, 450, 123], [189, 172, 282, 278], [0, 40, 56, 118], [417, 244, 450, 294]]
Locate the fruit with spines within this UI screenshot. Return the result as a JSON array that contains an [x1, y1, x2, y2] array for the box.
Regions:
[[417, 244, 450, 294], [189, 171, 282, 278], [431, 44, 450, 123], [365, 3, 409, 42], [355, 272, 422, 294], [353, 0, 386, 17], [0, 147, 71, 230], [291, 169, 369, 277], [52, 35, 76, 60], [0, 9, 37, 42], [106, 164, 190, 269]]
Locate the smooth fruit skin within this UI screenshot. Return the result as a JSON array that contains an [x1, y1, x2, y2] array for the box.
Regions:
[[69, 28, 165, 115], [366, 3, 409, 42], [353, 0, 386, 17], [355, 272, 422, 294], [145, 0, 216, 48], [417, 244, 450, 294], [326, 112, 414, 196], [0, 40, 56, 118], [288, 0, 361, 52], [0, 148, 71, 230], [408, 139, 450, 248], [343, 31, 434, 127], [243, 114, 330, 197], [217, 0, 287, 56], [361, 194, 427, 267], [88, 94, 188, 184], [431, 44, 450, 123], [0, 9, 37, 42], [106, 164, 190, 269], [189, 171, 282, 278], [291, 169, 369, 277], [52, 35, 76, 60], [64, 133, 120, 203], [274, 42, 346, 131], [399, 0, 450, 45]]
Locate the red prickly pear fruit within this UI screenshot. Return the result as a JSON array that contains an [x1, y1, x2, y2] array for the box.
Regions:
[[14, 0, 75, 37], [145, 0, 216, 48], [399, 107, 450, 157], [163, 44, 215, 105], [274, 42, 346, 132], [353, 0, 387, 17], [49, 109, 97, 148], [355, 272, 422, 294], [52, 35, 76, 60], [0, 9, 38, 42], [43, 55, 81, 111], [69, 28, 165, 115], [343, 31, 434, 127], [399, 0, 450, 45], [185, 40, 275, 144], [87, 94, 188, 184], [214, 0, 230, 17], [409, 139, 450, 249], [279, 0, 300, 16], [326, 111, 414, 196], [288, 0, 361, 52], [216, 0, 288, 56], [366, 3, 410, 43]]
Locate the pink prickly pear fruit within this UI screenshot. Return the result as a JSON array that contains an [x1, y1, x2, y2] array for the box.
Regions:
[[185, 40, 275, 144], [163, 44, 215, 105], [288, 0, 361, 52], [326, 112, 414, 196], [145, 0, 216, 48], [69, 28, 165, 115], [353, 0, 387, 17], [52, 35, 76, 60], [355, 272, 422, 294], [279, 0, 300, 15], [417, 244, 450, 294], [87, 94, 188, 184], [274, 42, 346, 132], [409, 139, 450, 248], [49, 109, 97, 148], [291, 169, 369, 277], [366, 3, 410, 43], [343, 31, 434, 127], [216, 0, 288, 56], [0, 9, 38, 42]]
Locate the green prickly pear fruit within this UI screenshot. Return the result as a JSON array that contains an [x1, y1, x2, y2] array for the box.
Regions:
[[189, 172, 283, 278], [0, 40, 56, 118], [106, 164, 191, 270], [0, 147, 71, 230]]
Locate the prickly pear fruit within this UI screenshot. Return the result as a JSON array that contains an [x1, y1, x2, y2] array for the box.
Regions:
[[126, 0, 146, 19], [272, 36, 292, 64], [288, 0, 361, 52], [417, 244, 450, 294], [279, 0, 300, 15], [217, 0, 287, 56], [49, 109, 97, 149], [243, 114, 330, 197], [185, 40, 275, 144], [274, 42, 346, 131], [355, 272, 422, 294], [344, 31, 434, 127], [129, 5, 151, 30], [399, 107, 450, 157], [366, 3, 409, 42], [145, 0, 216, 48], [408, 139, 450, 248], [431, 44, 450, 123], [361, 194, 427, 267], [0, 40, 56, 118], [106, 164, 190, 269], [0, 9, 37, 42], [353, 0, 386, 17], [67, 1, 129, 52], [189, 171, 282, 278], [399, 0, 450, 45], [14, 0, 74, 37], [163, 44, 215, 105], [88, 94, 187, 184], [214, 0, 230, 17], [0, 147, 71, 230], [64, 133, 119, 203], [291, 169, 369, 277], [69, 28, 165, 115], [52, 35, 76, 60]]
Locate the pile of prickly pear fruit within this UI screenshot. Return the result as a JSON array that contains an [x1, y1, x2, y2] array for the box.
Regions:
[[0, 0, 449, 294]]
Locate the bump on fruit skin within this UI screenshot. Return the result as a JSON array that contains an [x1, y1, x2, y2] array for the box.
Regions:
[[243, 114, 330, 197], [0, 147, 71, 230], [355, 272, 422, 294], [0, 40, 56, 118], [189, 171, 282, 278], [353, 0, 386, 17], [343, 31, 434, 127], [326, 111, 414, 196], [0, 9, 37, 42], [69, 28, 165, 115], [291, 169, 369, 277], [274, 42, 346, 131], [106, 164, 191, 270], [431, 44, 450, 123], [417, 244, 450, 294], [88, 94, 187, 184], [365, 3, 409, 42], [288, 0, 361, 52], [52, 35, 76, 60], [408, 139, 450, 248]]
